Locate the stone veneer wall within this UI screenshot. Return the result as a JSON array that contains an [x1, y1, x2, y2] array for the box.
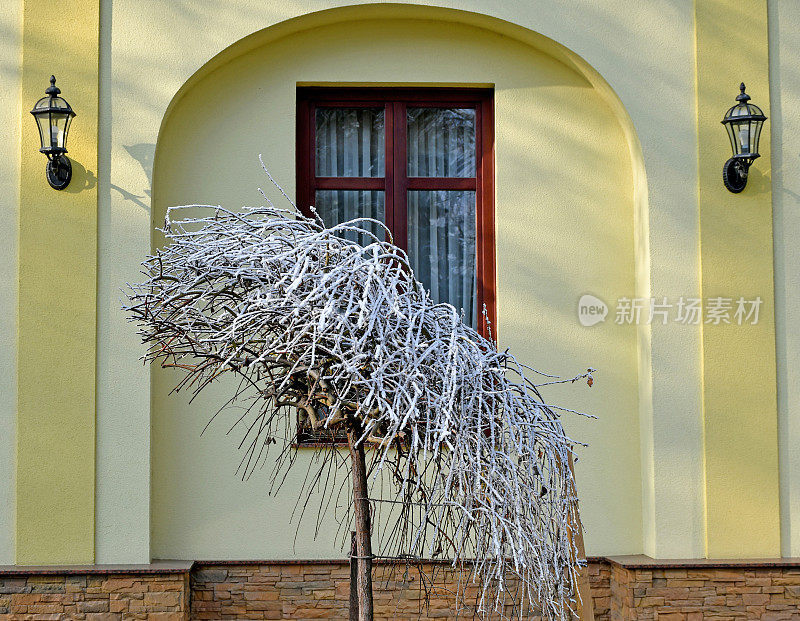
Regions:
[[2, 557, 800, 620], [0, 562, 192, 620], [191, 560, 612, 620], [607, 558, 800, 620]]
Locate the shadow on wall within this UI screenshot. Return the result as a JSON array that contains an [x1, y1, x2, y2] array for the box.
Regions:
[[64, 158, 97, 194], [111, 143, 155, 212]]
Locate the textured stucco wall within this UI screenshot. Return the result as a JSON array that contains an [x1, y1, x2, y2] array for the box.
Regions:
[[696, 0, 780, 558], [3, 0, 792, 569], [149, 16, 640, 560], [0, 0, 23, 566], [99, 0, 704, 563], [94, 0, 152, 566], [16, 0, 100, 564], [769, 0, 800, 558]]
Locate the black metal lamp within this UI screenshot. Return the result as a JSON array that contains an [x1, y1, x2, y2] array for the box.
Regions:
[[721, 83, 766, 193], [30, 76, 76, 190]]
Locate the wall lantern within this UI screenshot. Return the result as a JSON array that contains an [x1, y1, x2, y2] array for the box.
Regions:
[[30, 76, 76, 190], [721, 83, 766, 193]]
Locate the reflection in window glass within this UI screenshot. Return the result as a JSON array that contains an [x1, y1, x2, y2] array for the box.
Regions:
[[314, 190, 386, 247], [407, 108, 476, 178], [407, 190, 477, 328], [316, 108, 385, 177]]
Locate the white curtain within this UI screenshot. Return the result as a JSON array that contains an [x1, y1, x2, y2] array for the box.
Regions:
[[407, 191, 477, 328], [314, 190, 385, 247], [316, 108, 384, 177], [315, 108, 386, 244], [407, 108, 476, 178], [406, 108, 477, 328], [314, 106, 478, 328]]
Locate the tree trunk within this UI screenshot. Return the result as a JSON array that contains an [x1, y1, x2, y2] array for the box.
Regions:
[[348, 425, 373, 621], [349, 531, 358, 621]]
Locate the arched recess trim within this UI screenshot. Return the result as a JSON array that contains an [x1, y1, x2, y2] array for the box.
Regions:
[[150, 2, 651, 559], [154, 3, 648, 242]]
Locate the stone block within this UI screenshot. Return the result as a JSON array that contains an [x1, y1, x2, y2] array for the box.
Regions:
[[742, 593, 769, 606], [193, 569, 229, 583], [78, 599, 110, 613]]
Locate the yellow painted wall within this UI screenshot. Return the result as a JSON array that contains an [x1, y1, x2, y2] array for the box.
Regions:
[[0, 0, 24, 566], [16, 0, 99, 564], [149, 16, 641, 559], [93, 0, 153, 565], [768, 0, 800, 558], [101, 0, 706, 562], [6, 0, 784, 563], [0, 0, 787, 568], [695, 0, 780, 557]]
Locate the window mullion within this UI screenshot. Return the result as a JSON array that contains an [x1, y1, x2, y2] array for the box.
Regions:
[[384, 101, 394, 245], [393, 101, 408, 252], [308, 102, 316, 198]]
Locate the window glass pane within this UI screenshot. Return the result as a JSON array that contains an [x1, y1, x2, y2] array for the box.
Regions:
[[407, 108, 476, 177], [316, 108, 385, 177], [407, 190, 477, 329], [314, 190, 386, 246]]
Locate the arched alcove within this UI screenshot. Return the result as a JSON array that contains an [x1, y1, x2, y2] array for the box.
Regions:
[[151, 5, 646, 559]]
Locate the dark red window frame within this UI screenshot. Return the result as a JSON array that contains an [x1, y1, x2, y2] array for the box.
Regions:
[[296, 87, 496, 340]]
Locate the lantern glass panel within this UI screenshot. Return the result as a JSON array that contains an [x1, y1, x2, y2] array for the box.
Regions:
[[737, 120, 751, 154], [750, 119, 764, 156], [730, 104, 748, 118], [724, 124, 734, 155], [50, 97, 70, 111], [31, 96, 50, 112], [50, 112, 72, 150], [33, 112, 49, 151]]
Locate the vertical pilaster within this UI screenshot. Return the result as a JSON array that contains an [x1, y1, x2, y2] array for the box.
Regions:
[[768, 0, 800, 559], [0, 0, 24, 566], [695, 0, 780, 557], [17, 0, 100, 564]]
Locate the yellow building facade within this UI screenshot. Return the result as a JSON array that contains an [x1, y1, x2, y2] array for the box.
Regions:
[[1, 0, 799, 618]]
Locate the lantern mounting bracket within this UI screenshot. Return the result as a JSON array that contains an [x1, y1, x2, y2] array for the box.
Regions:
[[722, 155, 758, 194], [46, 153, 72, 190]]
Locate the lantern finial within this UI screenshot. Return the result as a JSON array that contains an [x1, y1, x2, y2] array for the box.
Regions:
[[45, 75, 60, 97], [736, 83, 750, 103]]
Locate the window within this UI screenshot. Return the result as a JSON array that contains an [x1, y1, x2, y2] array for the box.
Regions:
[[295, 87, 496, 443], [297, 87, 495, 335]]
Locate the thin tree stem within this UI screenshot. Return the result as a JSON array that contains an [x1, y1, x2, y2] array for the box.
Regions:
[[349, 424, 373, 621], [349, 531, 358, 621]]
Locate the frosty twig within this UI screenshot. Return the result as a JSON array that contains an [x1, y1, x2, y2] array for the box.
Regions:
[[126, 185, 590, 620]]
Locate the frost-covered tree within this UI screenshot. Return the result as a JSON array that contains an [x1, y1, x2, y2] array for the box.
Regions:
[[125, 169, 593, 620]]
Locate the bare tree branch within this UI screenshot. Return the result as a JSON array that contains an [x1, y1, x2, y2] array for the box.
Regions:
[[125, 175, 593, 620]]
